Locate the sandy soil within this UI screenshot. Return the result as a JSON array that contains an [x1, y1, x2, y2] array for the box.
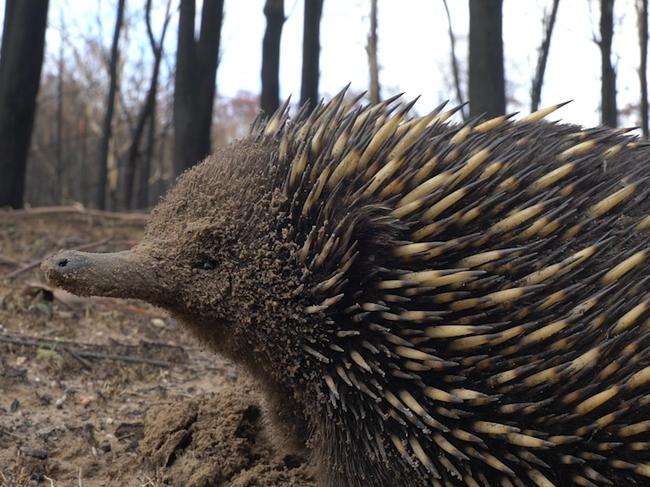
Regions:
[[0, 208, 315, 487]]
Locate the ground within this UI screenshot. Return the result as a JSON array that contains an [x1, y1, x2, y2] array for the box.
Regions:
[[0, 208, 315, 487]]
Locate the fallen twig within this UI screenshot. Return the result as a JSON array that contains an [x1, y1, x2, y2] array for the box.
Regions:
[[0, 255, 20, 267], [64, 347, 94, 370], [0, 332, 192, 360], [0, 427, 21, 439], [24, 281, 86, 308], [0, 334, 172, 368], [69, 349, 171, 367], [5, 205, 149, 223], [3, 259, 48, 280], [2, 238, 111, 280]]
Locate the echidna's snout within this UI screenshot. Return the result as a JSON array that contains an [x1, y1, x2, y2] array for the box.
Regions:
[[44, 249, 90, 274], [42, 249, 160, 301], [42, 250, 93, 287]]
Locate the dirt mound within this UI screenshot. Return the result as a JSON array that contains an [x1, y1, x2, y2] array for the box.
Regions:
[[0, 208, 314, 486], [141, 383, 313, 486]]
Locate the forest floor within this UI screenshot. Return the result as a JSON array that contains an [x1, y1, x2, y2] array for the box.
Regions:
[[0, 208, 314, 487]]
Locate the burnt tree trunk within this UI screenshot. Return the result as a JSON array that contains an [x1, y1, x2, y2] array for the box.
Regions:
[[300, 0, 324, 110], [367, 0, 380, 104], [531, 0, 560, 112], [173, 0, 224, 176], [123, 0, 171, 209], [137, 101, 156, 208], [173, 0, 196, 175], [261, 0, 285, 115], [0, 0, 49, 209], [443, 0, 465, 119], [639, 0, 648, 137], [96, 0, 125, 210], [56, 22, 65, 204], [599, 0, 617, 127], [80, 115, 89, 206], [468, 0, 505, 118]]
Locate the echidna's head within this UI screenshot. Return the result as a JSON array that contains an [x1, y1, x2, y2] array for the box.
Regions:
[[42, 140, 305, 362]]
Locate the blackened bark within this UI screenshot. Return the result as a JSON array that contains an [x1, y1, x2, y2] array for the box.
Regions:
[[173, 0, 224, 176], [367, 0, 380, 104], [600, 0, 617, 127], [261, 0, 285, 115], [97, 0, 125, 210], [80, 115, 89, 206], [56, 23, 65, 203], [196, 0, 223, 160], [137, 101, 156, 208], [639, 0, 648, 137], [468, 0, 505, 118], [531, 0, 560, 112], [0, 0, 49, 208], [300, 0, 324, 111]]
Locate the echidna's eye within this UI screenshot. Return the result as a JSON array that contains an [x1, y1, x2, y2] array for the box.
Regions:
[[194, 256, 218, 270]]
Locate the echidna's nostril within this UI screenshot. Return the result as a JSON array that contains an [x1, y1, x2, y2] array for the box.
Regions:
[[57, 258, 69, 268]]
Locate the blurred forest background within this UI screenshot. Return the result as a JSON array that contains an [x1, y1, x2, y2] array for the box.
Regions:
[[0, 0, 646, 211]]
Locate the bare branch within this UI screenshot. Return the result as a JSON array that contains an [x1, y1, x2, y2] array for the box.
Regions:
[[531, 0, 560, 112], [599, 0, 618, 127], [443, 0, 465, 119], [366, 0, 381, 104], [638, 0, 648, 136], [0, 334, 174, 368]]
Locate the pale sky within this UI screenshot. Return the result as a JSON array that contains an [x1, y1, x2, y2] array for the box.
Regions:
[[13, 0, 646, 128], [216, 0, 640, 127]]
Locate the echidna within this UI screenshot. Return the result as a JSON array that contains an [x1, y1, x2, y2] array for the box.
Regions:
[[43, 90, 650, 487]]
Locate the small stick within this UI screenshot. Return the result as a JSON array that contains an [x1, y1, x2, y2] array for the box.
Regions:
[[0, 255, 20, 267], [2, 259, 47, 280], [6, 205, 148, 223], [73, 349, 171, 368], [0, 332, 188, 354], [0, 335, 172, 368], [0, 332, 100, 349], [64, 347, 93, 370], [0, 427, 21, 439]]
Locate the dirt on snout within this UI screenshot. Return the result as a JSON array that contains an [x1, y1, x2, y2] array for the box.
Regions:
[[0, 208, 315, 487]]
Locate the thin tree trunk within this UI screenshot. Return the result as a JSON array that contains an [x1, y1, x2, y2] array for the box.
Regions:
[[367, 0, 380, 104], [195, 0, 223, 160], [56, 25, 65, 204], [173, 0, 224, 176], [80, 115, 89, 206], [443, 0, 465, 119], [155, 119, 172, 201], [96, 0, 125, 210], [261, 0, 285, 115], [468, 0, 505, 118], [600, 0, 617, 127], [0, 0, 49, 209], [123, 0, 171, 209], [639, 0, 648, 137], [173, 0, 196, 176], [531, 0, 560, 112], [138, 99, 156, 208], [300, 0, 324, 110]]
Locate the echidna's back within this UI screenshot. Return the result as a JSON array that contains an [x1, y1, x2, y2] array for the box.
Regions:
[[252, 95, 650, 486]]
